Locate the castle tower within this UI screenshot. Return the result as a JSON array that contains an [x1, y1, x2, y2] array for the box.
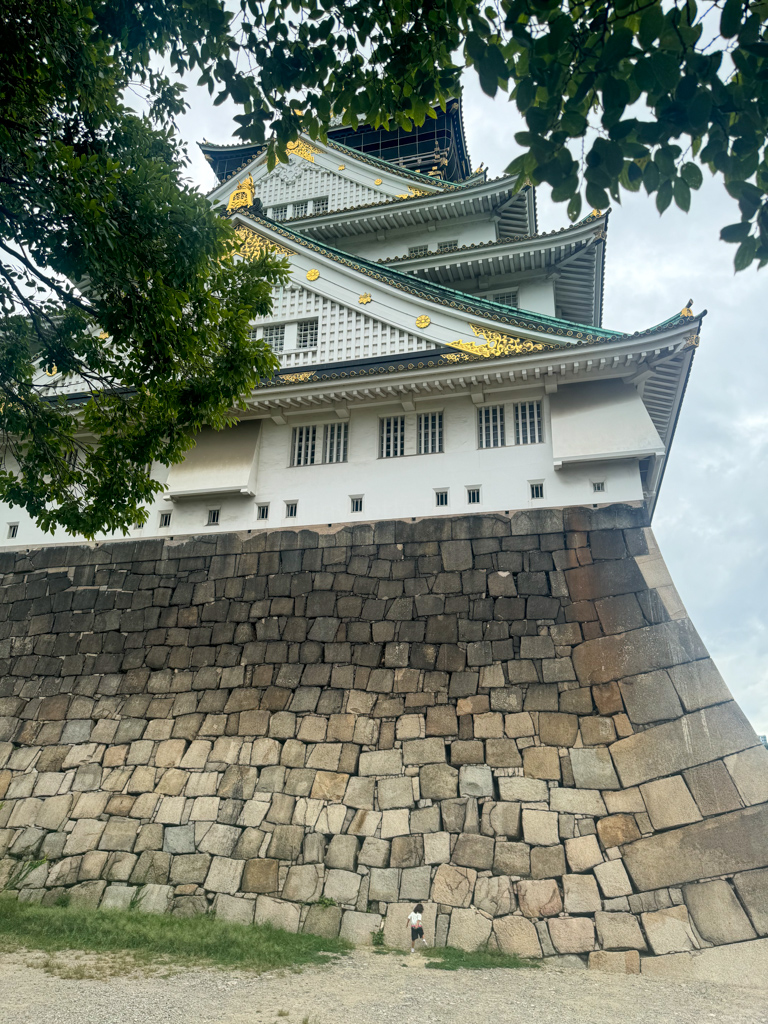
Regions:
[[1, 108, 767, 980]]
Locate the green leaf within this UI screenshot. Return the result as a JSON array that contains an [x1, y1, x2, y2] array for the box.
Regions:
[[673, 176, 691, 212], [638, 5, 665, 48], [681, 162, 703, 189], [720, 0, 744, 39], [656, 180, 673, 213], [720, 222, 751, 243], [734, 235, 757, 271], [586, 182, 609, 209]]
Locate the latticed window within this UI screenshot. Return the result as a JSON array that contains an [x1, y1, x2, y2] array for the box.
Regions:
[[350, 496, 363, 513], [291, 425, 317, 466], [293, 201, 308, 217], [437, 240, 458, 253], [7, 523, 18, 539], [593, 481, 605, 493], [478, 406, 505, 448], [530, 482, 544, 499], [494, 292, 518, 307], [418, 412, 443, 454], [297, 319, 318, 349], [207, 509, 220, 526], [257, 504, 269, 520], [379, 416, 405, 458], [159, 512, 172, 528], [272, 205, 288, 221], [514, 401, 543, 445], [408, 245, 429, 257], [313, 196, 329, 213], [435, 490, 448, 506], [262, 324, 285, 354], [324, 422, 348, 464], [285, 502, 298, 518], [467, 488, 480, 505]]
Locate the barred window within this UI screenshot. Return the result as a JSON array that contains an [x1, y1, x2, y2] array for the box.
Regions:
[[313, 196, 329, 214], [207, 509, 220, 526], [7, 523, 18, 539], [263, 324, 285, 354], [437, 240, 458, 253], [408, 244, 429, 257], [435, 490, 448, 507], [530, 482, 544, 499], [593, 481, 605, 493], [324, 422, 348, 464], [297, 319, 318, 349], [379, 416, 405, 458], [285, 502, 298, 518], [494, 292, 518, 307], [418, 412, 443, 454], [293, 201, 308, 218], [350, 496, 363, 513], [467, 488, 480, 505], [291, 425, 317, 466], [159, 512, 172, 528], [272, 205, 288, 221], [478, 406, 505, 448], [514, 401, 543, 445], [257, 504, 270, 520]]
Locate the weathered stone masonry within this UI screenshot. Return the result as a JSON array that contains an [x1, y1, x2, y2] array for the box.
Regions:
[[2, 505, 768, 971]]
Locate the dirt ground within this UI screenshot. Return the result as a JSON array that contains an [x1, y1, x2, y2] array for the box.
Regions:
[[1, 947, 766, 1024]]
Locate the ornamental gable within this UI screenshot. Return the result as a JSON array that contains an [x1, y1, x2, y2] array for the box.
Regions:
[[252, 157, 390, 216]]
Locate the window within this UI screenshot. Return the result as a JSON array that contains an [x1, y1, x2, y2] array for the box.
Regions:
[[285, 501, 298, 518], [437, 240, 458, 253], [313, 196, 328, 214], [418, 412, 443, 454], [257, 504, 270, 520], [293, 201, 308, 218], [494, 292, 518, 307], [379, 416, 405, 458], [350, 496, 363, 513], [159, 512, 172, 528], [207, 509, 220, 526], [297, 319, 318, 349], [272, 205, 288, 221], [324, 422, 348, 464], [7, 523, 18, 539], [593, 481, 605, 493], [291, 425, 317, 466], [530, 483, 544, 499], [467, 488, 480, 505], [408, 244, 429, 257], [514, 401, 543, 445], [478, 406, 505, 448], [435, 490, 448, 507], [263, 324, 285, 354]]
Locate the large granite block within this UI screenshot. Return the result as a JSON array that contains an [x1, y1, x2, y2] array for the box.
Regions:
[[682, 880, 756, 945], [572, 620, 708, 686]]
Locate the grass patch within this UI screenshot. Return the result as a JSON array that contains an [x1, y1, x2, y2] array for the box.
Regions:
[[423, 946, 540, 971], [0, 896, 350, 975]]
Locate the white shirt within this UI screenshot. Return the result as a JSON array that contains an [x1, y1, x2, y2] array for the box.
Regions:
[[408, 912, 422, 927]]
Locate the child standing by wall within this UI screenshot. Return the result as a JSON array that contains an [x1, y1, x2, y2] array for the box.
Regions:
[[407, 903, 427, 953]]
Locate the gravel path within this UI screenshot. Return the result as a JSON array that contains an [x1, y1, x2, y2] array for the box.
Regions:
[[1, 948, 767, 1024]]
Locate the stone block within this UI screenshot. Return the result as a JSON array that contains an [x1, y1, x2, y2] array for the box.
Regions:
[[640, 938, 768, 987], [732, 869, 768, 936], [481, 801, 521, 839], [340, 910, 383, 946], [494, 842, 531, 877], [570, 748, 620, 790], [572, 620, 708, 686], [325, 834, 359, 872], [368, 867, 400, 903], [282, 864, 325, 903], [563, 874, 601, 913], [594, 593, 644, 634], [377, 776, 415, 810], [399, 866, 431, 901], [565, 835, 603, 872], [431, 864, 476, 907], [213, 894, 255, 926], [99, 817, 139, 852], [359, 749, 403, 776], [619, 670, 683, 725], [303, 904, 342, 939], [99, 885, 136, 912], [452, 832, 495, 870], [724, 745, 768, 806], [595, 911, 646, 950], [254, 896, 300, 933], [242, 858, 279, 894], [342, 776, 375, 810], [667, 658, 732, 712], [491, 915, 542, 958], [579, 716, 617, 747], [419, 763, 458, 801], [594, 859, 633, 898], [638, 775, 702, 831], [497, 777, 548, 803], [402, 738, 446, 765], [323, 869, 361, 905], [199, 823, 241, 858], [641, 906, 697, 955], [682, 880, 756, 945], [530, 845, 565, 880], [474, 876, 516, 917], [204, 857, 243, 894], [549, 789, 607, 817], [267, 824, 305, 861], [522, 745, 561, 781], [548, 917, 595, 954], [539, 713, 579, 748], [310, 771, 348, 802], [390, 835, 422, 868], [588, 950, 640, 974], [135, 883, 173, 915], [170, 854, 211, 885], [683, 761, 742, 817], [382, 901, 437, 950], [68, 880, 107, 911], [517, 879, 562, 918], [458, 765, 493, 797], [522, 810, 559, 847], [596, 814, 641, 848], [63, 818, 106, 856], [381, 809, 410, 840], [426, 706, 458, 736], [447, 907, 492, 952], [565, 559, 647, 603], [450, 740, 484, 765]]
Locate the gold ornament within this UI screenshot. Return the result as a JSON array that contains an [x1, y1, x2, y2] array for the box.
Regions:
[[445, 324, 561, 359], [234, 225, 292, 260], [680, 306, 694, 318], [227, 173, 255, 211], [395, 185, 431, 199], [374, 178, 383, 185], [44, 365, 58, 376], [286, 139, 320, 162], [684, 333, 700, 348], [338, 164, 345, 170], [415, 315, 431, 329], [281, 371, 317, 383], [358, 293, 372, 304], [306, 268, 320, 281]]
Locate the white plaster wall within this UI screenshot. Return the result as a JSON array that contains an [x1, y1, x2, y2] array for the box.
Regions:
[[344, 218, 497, 262]]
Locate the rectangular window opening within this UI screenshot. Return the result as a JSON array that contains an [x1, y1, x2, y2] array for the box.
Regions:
[[263, 324, 285, 354], [207, 509, 220, 526], [312, 196, 329, 214], [350, 496, 363, 513], [297, 319, 318, 349], [285, 501, 298, 518], [467, 488, 480, 505], [435, 490, 449, 507], [324, 422, 349, 464], [159, 512, 172, 528], [478, 405, 505, 448], [379, 416, 405, 459], [437, 240, 458, 253], [272, 204, 288, 221], [494, 291, 518, 307], [417, 412, 443, 455], [291, 425, 317, 467], [293, 201, 308, 218], [408, 244, 429, 257], [530, 482, 544, 500], [593, 481, 606, 493], [257, 504, 270, 520], [7, 523, 18, 539], [514, 400, 543, 445]]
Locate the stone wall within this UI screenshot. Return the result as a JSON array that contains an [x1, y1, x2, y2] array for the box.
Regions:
[[2, 506, 768, 970]]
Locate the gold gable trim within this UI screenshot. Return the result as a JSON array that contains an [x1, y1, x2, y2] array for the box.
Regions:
[[235, 225, 293, 259], [286, 139, 320, 163], [227, 174, 255, 211], [445, 324, 563, 359]]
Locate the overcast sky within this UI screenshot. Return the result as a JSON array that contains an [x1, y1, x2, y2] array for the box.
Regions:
[[176, 78, 768, 735]]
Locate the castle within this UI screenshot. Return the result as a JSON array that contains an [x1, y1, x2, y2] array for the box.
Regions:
[[1, 102, 767, 979]]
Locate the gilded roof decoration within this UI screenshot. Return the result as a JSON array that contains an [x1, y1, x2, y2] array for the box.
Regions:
[[234, 225, 293, 259], [306, 269, 320, 281], [286, 139, 320, 162], [358, 293, 372, 304], [445, 324, 562, 359], [227, 173, 255, 211], [415, 315, 431, 328]]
